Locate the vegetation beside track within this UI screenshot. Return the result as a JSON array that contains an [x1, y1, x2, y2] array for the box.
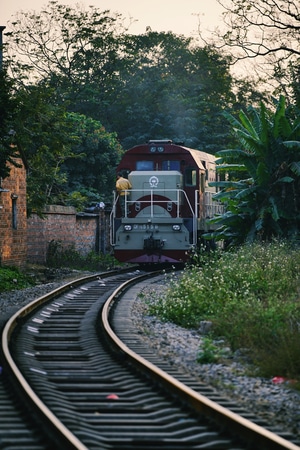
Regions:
[[0, 248, 118, 293], [0, 266, 35, 292], [146, 241, 300, 382]]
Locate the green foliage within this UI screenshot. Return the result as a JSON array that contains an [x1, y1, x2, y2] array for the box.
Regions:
[[61, 112, 123, 201], [65, 191, 88, 210], [147, 242, 300, 378], [11, 84, 80, 216], [0, 70, 20, 179], [110, 33, 234, 151], [0, 267, 35, 292], [197, 337, 229, 363], [8, 85, 122, 214], [46, 240, 117, 270], [5, 4, 241, 153], [5, 2, 132, 129], [207, 95, 300, 246], [2, 1, 267, 211]]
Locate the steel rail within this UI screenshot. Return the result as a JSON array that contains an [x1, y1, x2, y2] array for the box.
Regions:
[[1, 267, 135, 450], [2, 268, 299, 450], [102, 276, 300, 450]]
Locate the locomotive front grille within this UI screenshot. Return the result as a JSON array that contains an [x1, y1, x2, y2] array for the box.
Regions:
[[143, 235, 164, 251]]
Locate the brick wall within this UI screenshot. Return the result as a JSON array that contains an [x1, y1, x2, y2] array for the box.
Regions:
[[0, 157, 27, 267], [27, 206, 111, 264], [0, 155, 111, 267], [75, 214, 98, 255]]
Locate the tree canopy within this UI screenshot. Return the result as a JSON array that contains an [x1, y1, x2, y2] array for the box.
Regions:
[[4, 3, 238, 151], [3, 1, 289, 219], [108, 32, 234, 151], [18, 86, 123, 215], [0, 70, 20, 180], [1, 1, 245, 215]]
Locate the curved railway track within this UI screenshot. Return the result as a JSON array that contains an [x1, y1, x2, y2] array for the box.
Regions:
[[1, 268, 299, 450]]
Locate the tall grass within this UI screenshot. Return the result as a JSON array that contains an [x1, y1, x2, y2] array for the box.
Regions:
[[148, 241, 300, 379]]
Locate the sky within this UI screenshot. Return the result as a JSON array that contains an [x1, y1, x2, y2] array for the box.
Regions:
[[1, 0, 224, 37]]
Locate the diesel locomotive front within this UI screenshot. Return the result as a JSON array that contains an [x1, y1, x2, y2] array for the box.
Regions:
[[110, 140, 223, 264]]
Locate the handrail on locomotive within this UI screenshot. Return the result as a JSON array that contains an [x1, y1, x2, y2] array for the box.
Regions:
[[110, 187, 197, 247]]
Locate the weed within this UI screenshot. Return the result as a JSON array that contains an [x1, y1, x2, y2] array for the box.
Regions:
[[197, 337, 228, 363], [46, 240, 117, 270], [147, 241, 300, 380], [0, 267, 35, 292]]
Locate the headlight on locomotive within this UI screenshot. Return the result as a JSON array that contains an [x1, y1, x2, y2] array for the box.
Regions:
[[124, 224, 132, 231], [172, 224, 181, 231]]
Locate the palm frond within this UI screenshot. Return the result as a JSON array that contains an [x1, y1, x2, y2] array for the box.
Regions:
[[256, 161, 269, 185], [235, 129, 263, 154], [215, 164, 247, 172], [283, 141, 300, 149], [290, 161, 300, 176], [223, 110, 242, 130], [275, 176, 295, 183], [273, 95, 288, 138], [215, 148, 248, 158], [270, 196, 280, 221], [259, 102, 270, 146], [238, 108, 259, 139], [235, 186, 256, 199]]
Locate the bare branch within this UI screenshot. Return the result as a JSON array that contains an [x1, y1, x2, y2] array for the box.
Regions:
[[216, 0, 300, 62]]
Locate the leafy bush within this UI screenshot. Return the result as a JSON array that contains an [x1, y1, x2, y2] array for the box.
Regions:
[[148, 241, 300, 378], [197, 337, 230, 363], [0, 267, 35, 292], [46, 240, 117, 270]]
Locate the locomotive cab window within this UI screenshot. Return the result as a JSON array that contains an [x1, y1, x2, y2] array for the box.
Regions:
[[162, 160, 180, 171], [136, 161, 154, 171], [185, 167, 197, 186]]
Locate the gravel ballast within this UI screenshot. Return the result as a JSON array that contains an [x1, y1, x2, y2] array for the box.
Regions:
[[1, 272, 300, 443]]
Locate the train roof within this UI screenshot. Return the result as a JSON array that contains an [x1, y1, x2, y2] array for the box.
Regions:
[[124, 141, 216, 171]]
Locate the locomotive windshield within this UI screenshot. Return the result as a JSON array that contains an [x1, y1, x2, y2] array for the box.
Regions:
[[162, 160, 180, 171], [136, 161, 154, 171]]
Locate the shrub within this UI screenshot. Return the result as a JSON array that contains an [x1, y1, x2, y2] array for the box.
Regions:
[[0, 267, 35, 292], [147, 241, 300, 379], [46, 240, 117, 270]]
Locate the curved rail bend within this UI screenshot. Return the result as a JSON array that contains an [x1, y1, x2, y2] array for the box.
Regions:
[[2, 268, 299, 450], [1, 268, 135, 450], [102, 278, 300, 450]]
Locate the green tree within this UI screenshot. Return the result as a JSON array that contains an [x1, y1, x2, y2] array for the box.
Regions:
[[11, 84, 123, 214], [61, 113, 123, 201], [5, 1, 130, 124], [5, 6, 239, 152], [12, 84, 79, 215], [109, 32, 234, 152], [0, 70, 20, 179], [207, 95, 300, 245]]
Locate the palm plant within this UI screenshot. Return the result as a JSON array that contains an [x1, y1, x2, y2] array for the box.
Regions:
[[207, 95, 300, 246]]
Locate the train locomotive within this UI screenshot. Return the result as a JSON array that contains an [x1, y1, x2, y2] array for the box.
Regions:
[[110, 140, 223, 264]]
